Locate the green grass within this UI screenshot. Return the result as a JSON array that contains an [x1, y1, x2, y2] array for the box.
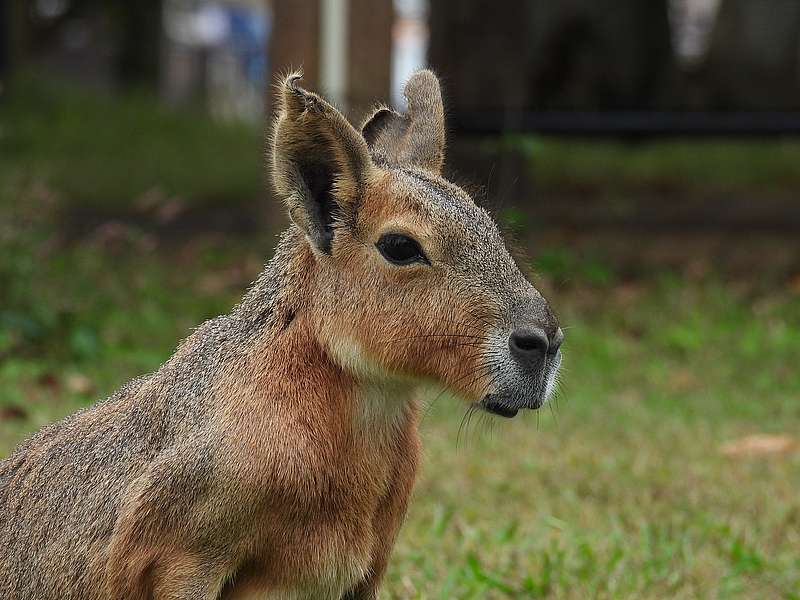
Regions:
[[388, 280, 800, 599], [1, 76, 800, 598], [5, 74, 800, 213], [495, 135, 800, 194], [0, 75, 263, 211], [2, 232, 798, 598]]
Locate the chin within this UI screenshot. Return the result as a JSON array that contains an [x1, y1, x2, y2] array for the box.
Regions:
[[479, 392, 543, 418], [478, 356, 561, 418], [479, 394, 522, 418]]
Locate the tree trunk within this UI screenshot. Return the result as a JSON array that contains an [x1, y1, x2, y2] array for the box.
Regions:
[[0, 0, 9, 87], [267, 0, 393, 122], [704, 0, 800, 110], [347, 0, 392, 121], [2, 0, 30, 89], [428, 0, 676, 114], [267, 0, 321, 118], [116, 0, 162, 88]]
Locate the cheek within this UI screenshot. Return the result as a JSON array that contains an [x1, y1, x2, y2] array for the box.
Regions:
[[357, 285, 495, 393], [314, 264, 404, 357], [318, 256, 497, 395], [407, 306, 494, 396]]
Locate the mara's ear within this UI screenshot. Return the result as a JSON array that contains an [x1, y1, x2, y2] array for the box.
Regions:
[[272, 72, 372, 255], [360, 70, 445, 175]]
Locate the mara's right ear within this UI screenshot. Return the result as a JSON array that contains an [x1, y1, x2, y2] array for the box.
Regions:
[[360, 70, 446, 175], [272, 72, 373, 255]]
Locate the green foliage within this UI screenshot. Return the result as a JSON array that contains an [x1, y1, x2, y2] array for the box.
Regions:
[[0, 74, 262, 211], [497, 134, 800, 193], [532, 247, 615, 286], [3, 234, 798, 598]]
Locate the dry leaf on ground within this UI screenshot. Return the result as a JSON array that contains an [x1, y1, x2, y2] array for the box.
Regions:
[[720, 434, 799, 457]]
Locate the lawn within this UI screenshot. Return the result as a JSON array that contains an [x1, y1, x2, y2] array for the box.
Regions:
[[1, 77, 799, 599]]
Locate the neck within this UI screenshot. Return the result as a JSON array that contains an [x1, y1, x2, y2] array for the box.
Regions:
[[235, 226, 420, 436], [234, 226, 310, 332]]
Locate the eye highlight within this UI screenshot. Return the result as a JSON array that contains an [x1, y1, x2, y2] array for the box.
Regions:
[[376, 234, 429, 266]]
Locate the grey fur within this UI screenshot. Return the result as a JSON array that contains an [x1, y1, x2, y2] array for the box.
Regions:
[[0, 228, 299, 599]]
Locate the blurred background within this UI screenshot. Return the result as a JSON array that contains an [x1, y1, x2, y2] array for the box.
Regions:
[[1, 1, 799, 598]]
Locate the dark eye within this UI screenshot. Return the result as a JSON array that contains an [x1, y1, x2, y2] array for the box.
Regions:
[[376, 234, 429, 266]]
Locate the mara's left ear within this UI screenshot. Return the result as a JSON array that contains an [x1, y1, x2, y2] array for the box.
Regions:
[[272, 72, 373, 255], [361, 70, 446, 175]]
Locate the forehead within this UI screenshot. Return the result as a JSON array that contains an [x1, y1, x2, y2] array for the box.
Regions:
[[385, 168, 522, 285], [368, 167, 525, 291], [386, 168, 503, 244]]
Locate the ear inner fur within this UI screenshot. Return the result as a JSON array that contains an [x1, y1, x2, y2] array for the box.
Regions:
[[360, 70, 446, 175], [361, 107, 406, 149], [273, 72, 374, 254]]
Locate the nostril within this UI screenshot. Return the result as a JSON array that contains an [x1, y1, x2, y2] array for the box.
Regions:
[[549, 327, 564, 355], [509, 328, 549, 358]]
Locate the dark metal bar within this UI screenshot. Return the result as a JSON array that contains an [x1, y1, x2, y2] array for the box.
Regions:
[[449, 111, 800, 137]]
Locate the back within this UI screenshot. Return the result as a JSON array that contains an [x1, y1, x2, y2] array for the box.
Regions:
[[0, 311, 243, 599], [0, 377, 152, 599]]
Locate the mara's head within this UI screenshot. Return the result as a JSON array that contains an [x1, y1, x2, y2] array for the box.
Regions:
[[272, 70, 563, 417]]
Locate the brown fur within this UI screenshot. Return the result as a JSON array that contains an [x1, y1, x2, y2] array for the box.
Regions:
[[0, 70, 560, 599]]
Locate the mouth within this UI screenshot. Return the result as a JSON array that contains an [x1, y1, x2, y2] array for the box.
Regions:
[[476, 349, 561, 419], [479, 395, 520, 418], [480, 387, 550, 418]]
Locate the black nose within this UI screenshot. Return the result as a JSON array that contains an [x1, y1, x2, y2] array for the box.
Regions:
[[509, 327, 563, 363]]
